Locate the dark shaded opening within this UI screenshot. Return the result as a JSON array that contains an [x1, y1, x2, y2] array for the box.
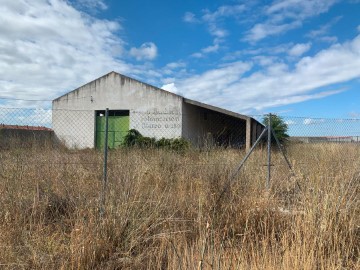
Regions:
[[96, 110, 129, 117]]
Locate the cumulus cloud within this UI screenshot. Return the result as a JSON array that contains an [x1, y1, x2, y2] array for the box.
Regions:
[[130, 42, 158, 61], [161, 83, 181, 95], [0, 0, 160, 107], [288, 43, 312, 57]]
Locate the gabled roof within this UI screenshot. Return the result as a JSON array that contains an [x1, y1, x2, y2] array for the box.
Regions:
[[53, 71, 180, 102], [53, 71, 258, 123]]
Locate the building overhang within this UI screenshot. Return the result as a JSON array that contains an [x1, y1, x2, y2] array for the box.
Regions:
[[183, 98, 251, 122]]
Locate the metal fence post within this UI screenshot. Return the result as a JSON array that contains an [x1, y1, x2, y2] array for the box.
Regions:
[[100, 108, 109, 217], [267, 113, 272, 190]]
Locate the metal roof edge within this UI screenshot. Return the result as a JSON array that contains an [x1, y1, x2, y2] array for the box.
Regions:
[[184, 98, 250, 121]]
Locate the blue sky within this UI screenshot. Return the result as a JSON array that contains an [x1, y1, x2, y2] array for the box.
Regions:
[[0, 0, 360, 119]]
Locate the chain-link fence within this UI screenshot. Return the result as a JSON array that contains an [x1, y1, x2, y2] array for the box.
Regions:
[[2, 107, 360, 146], [1, 107, 360, 150], [1, 107, 360, 185], [1, 107, 359, 268]]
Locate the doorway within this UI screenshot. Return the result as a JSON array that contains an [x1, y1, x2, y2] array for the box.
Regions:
[[96, 110, 129, 149]]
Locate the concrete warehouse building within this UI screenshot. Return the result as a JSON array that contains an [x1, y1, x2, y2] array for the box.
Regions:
[[52, 71, 264, 150]]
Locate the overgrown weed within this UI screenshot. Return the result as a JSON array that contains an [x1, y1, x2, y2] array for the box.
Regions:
[[0, 144, 359, 269]]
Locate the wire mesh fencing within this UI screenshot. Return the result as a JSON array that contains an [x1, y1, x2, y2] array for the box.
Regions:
[[1, 107, 359, 269], [1, 107, 360, 185]]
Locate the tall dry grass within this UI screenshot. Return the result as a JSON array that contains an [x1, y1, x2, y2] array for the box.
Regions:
[[0, 143, 359, 269]]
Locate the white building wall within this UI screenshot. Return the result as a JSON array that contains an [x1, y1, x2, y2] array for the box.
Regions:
[[52, 72, 183, 148], [52, 109, 94, 148], [130, 110, 182, 139]]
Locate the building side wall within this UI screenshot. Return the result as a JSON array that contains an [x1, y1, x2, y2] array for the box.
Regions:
[[52, 72, 183, 148], [181, 103, 204, 145]]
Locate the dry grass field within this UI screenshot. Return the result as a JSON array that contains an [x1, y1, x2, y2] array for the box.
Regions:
[[0, 143, 359, 269]]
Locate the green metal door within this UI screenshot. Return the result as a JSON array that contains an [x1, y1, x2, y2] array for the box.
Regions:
[[96, 115, 129, 149]]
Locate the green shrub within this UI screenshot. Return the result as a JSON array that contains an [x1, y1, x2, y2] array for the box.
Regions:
[[123, 130, 190, 151], [170, 138, 190, 151], [123, 129, 142, 147], [137, 136, 156, 148], [155, 137, 172, 148]]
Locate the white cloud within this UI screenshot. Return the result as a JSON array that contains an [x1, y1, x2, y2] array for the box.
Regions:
[[173, 34, 360, 113], [183, 12, 199, 23], [0, 0, 168, 108], [208, 27, 228, 38], [285, 120, 296, 125], [164, 62, 186, 69], [250, 90, 343, 111], [303, 118, 325, 125], [174, 61, 253, 102], [191, 36, 223, 58], [161, 83, 180, 95], [266, 0, 337, 17], [202, 43, 220, 53], [245, 0, 338, 42], [130, 42, 158, 61], [0, 0, 149, 107], [349, 111, 360, 118], [202, 5, 246, 22], [288, 43, 311, 57], [253, 56, 277, 67], [74, 0, 108, 11], [245, 21, 301, 42], [185, 4, 246, 56], [191, 52, 204, 58], [29, 108, 52, 126], [162, 61, 187, 75], [306, 16, 342, 39], [201, 5, 245, 38], [6, 108, 52, 127], [319, 36, 338, 43]]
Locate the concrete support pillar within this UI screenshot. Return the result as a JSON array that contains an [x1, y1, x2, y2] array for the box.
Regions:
[[246, 118, 252, 152], [252, 120, 257, 145]]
